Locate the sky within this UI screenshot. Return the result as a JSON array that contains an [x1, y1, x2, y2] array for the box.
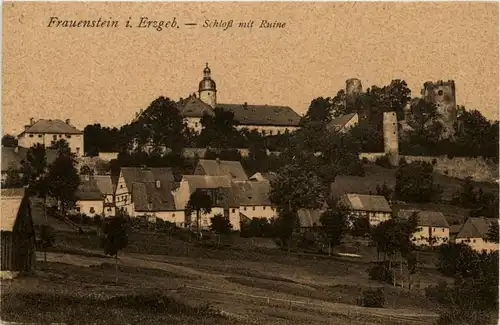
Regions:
[[2, 2, 499, 135]]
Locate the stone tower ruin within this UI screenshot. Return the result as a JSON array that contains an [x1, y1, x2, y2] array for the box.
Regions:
[[383, 111, 399, 166], [421, 80, 457, 136], [345, 78, 363, 109]]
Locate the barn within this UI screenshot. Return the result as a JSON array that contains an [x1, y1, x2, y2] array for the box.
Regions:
[[1, 188, 36, 272]]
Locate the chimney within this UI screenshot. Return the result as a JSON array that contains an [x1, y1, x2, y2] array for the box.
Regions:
[[65, 119, 71, 125], [243, 102, 248, 109], [24, 125, 30, 131], [29, 117, 34, 125]]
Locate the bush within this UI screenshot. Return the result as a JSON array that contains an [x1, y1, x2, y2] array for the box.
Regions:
[[358, 288, 385, 308], [367, 263, 393, 284], [425, 281, 452, 305], [375, 155, 393, 169]]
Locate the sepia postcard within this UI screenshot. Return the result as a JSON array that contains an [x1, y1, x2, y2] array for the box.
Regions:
[[1, 1, 499, 325]]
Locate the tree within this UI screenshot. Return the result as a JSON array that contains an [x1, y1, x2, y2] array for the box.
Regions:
[[198, 107, 242, 149], [3, 167, 22, 188], [80, 165, 94, 176], [210, 214, 232, 246], [320, 199, 349, 254], [102, 214, 128, 284], [331, 89, 350, 118], [404, 99, 444, 154], [21, 144, 47, 186], [46, 140, 80, 214], [395, 161, 441, 203], [376, 183, 392, 202], [1, 134, 17, 147], [487, 221, 499, 243], [302, 97, 333, 124], [40, 225, 55, 262], [186, 190, 212, 235]]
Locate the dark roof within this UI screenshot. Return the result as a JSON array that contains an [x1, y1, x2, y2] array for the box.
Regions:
[[341, 194, 392, 213], [398, 209, 449, 228], [181, 175, 232, 191], [330, 175, 395, 198], [94, 175, 114, 195], [132, 181, 176, 212], [196, 159, 248, 180], [233, 181, 272, 206], [217, 103, 301, 127], [20, 119, 82, 135], [328, 113, 357, 132], [121, 167, 175, 193], [297, 209, 325, 228], [1, 188, 26, 231], [76, 176, 103, 201], [1, 147, 57, 172], [178, 96, 215, 118], [456, 217, 498, 240]]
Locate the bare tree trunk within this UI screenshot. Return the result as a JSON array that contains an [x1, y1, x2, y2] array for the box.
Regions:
[[115, 254, 118, 284]]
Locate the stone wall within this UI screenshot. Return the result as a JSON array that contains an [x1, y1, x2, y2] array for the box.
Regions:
[[401, 155, 498, 183]]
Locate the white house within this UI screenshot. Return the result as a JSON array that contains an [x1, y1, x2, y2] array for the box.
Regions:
[[74, 176, 104, 217], [17, 118, 84, 157], [454, 217, 499, 253], [398, 209, 450, 246], [194, 158, 248, 181], [341, 194, 392, 227], [94, 175, 116, 217], [234, 181, 277, 223]]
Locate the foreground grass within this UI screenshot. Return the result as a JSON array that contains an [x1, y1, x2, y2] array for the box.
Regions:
[[1, 291, 231, 325]]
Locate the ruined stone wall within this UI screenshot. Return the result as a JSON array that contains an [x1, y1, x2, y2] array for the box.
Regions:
[[402, 155, 498, 183]]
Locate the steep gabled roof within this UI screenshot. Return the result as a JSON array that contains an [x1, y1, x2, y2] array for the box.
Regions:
[[233, 181, 272, 206], [398, 209, 449, 228], [76, 176, 103, 201], [178, 96, 215, 118], [94, 175, 115, 195], [341, 194, 392, 213], [181, 175, 232, 193], [1, 188, 26, 231], [20, 119, 82, 135], [196, 159, 248, 180], [132, 181, 176, 212], [456, 217, 498, 240], [120, 167, 174, 193], [216, 103, 301, 127], [328, 113, 358, 133]]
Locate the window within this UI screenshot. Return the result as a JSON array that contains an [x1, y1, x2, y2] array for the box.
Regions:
[[277, 131, 281, 135], [438, 90, 443, 96], [232, 208, 235, 213], [67, 135, 71, 139], [38, 134, 42, 138], [29, 134, 34, 138], [263, 206, 266, 210], [269, 131, 273, 136], [262, 130, 266, 135], [172, 213, 176, 217], [244, 207, 247, 211], [90, 207, 95, 214], [120, 185, 123, 189], [195, 122, 199, 127], [52, 135, 57, 141], [76, 148, 80, 154], [472, 239, 476, 243], [253, 207, 256, 211], [107, 208, 112, 212], [76, 207, 81, 212], [442, 228, 445, 232]]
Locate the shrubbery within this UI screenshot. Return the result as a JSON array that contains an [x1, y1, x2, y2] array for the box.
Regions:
[[367, 263, 393, 284], [358, 288, 385, 308]]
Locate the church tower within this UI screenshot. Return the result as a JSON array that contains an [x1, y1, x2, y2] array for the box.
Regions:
[[198, 63, 217, 108]]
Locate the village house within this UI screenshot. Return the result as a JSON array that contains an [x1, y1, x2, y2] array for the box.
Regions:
[[133, 64, 302, 136], [1, 189, 36, 274], [340, 194, 392, 227], [234, 181, 277, 224], [94, 175, 116, 217], [174, 175, 233, 229], [113, 167, 176, 218], [454, 217, 499, 253], [1, 146, 57, 187], [398, 209, 450, 246], [194, 158, 248, 181], [73, 175, 104, 217], [17, 118, 84, 157]]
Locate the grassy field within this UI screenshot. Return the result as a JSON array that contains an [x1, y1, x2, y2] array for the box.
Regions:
[[1, 227, 451, 325]]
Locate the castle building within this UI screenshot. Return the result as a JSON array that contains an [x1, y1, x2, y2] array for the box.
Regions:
[[137, 63, 302, 136], [17, 118, 84, 157]]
